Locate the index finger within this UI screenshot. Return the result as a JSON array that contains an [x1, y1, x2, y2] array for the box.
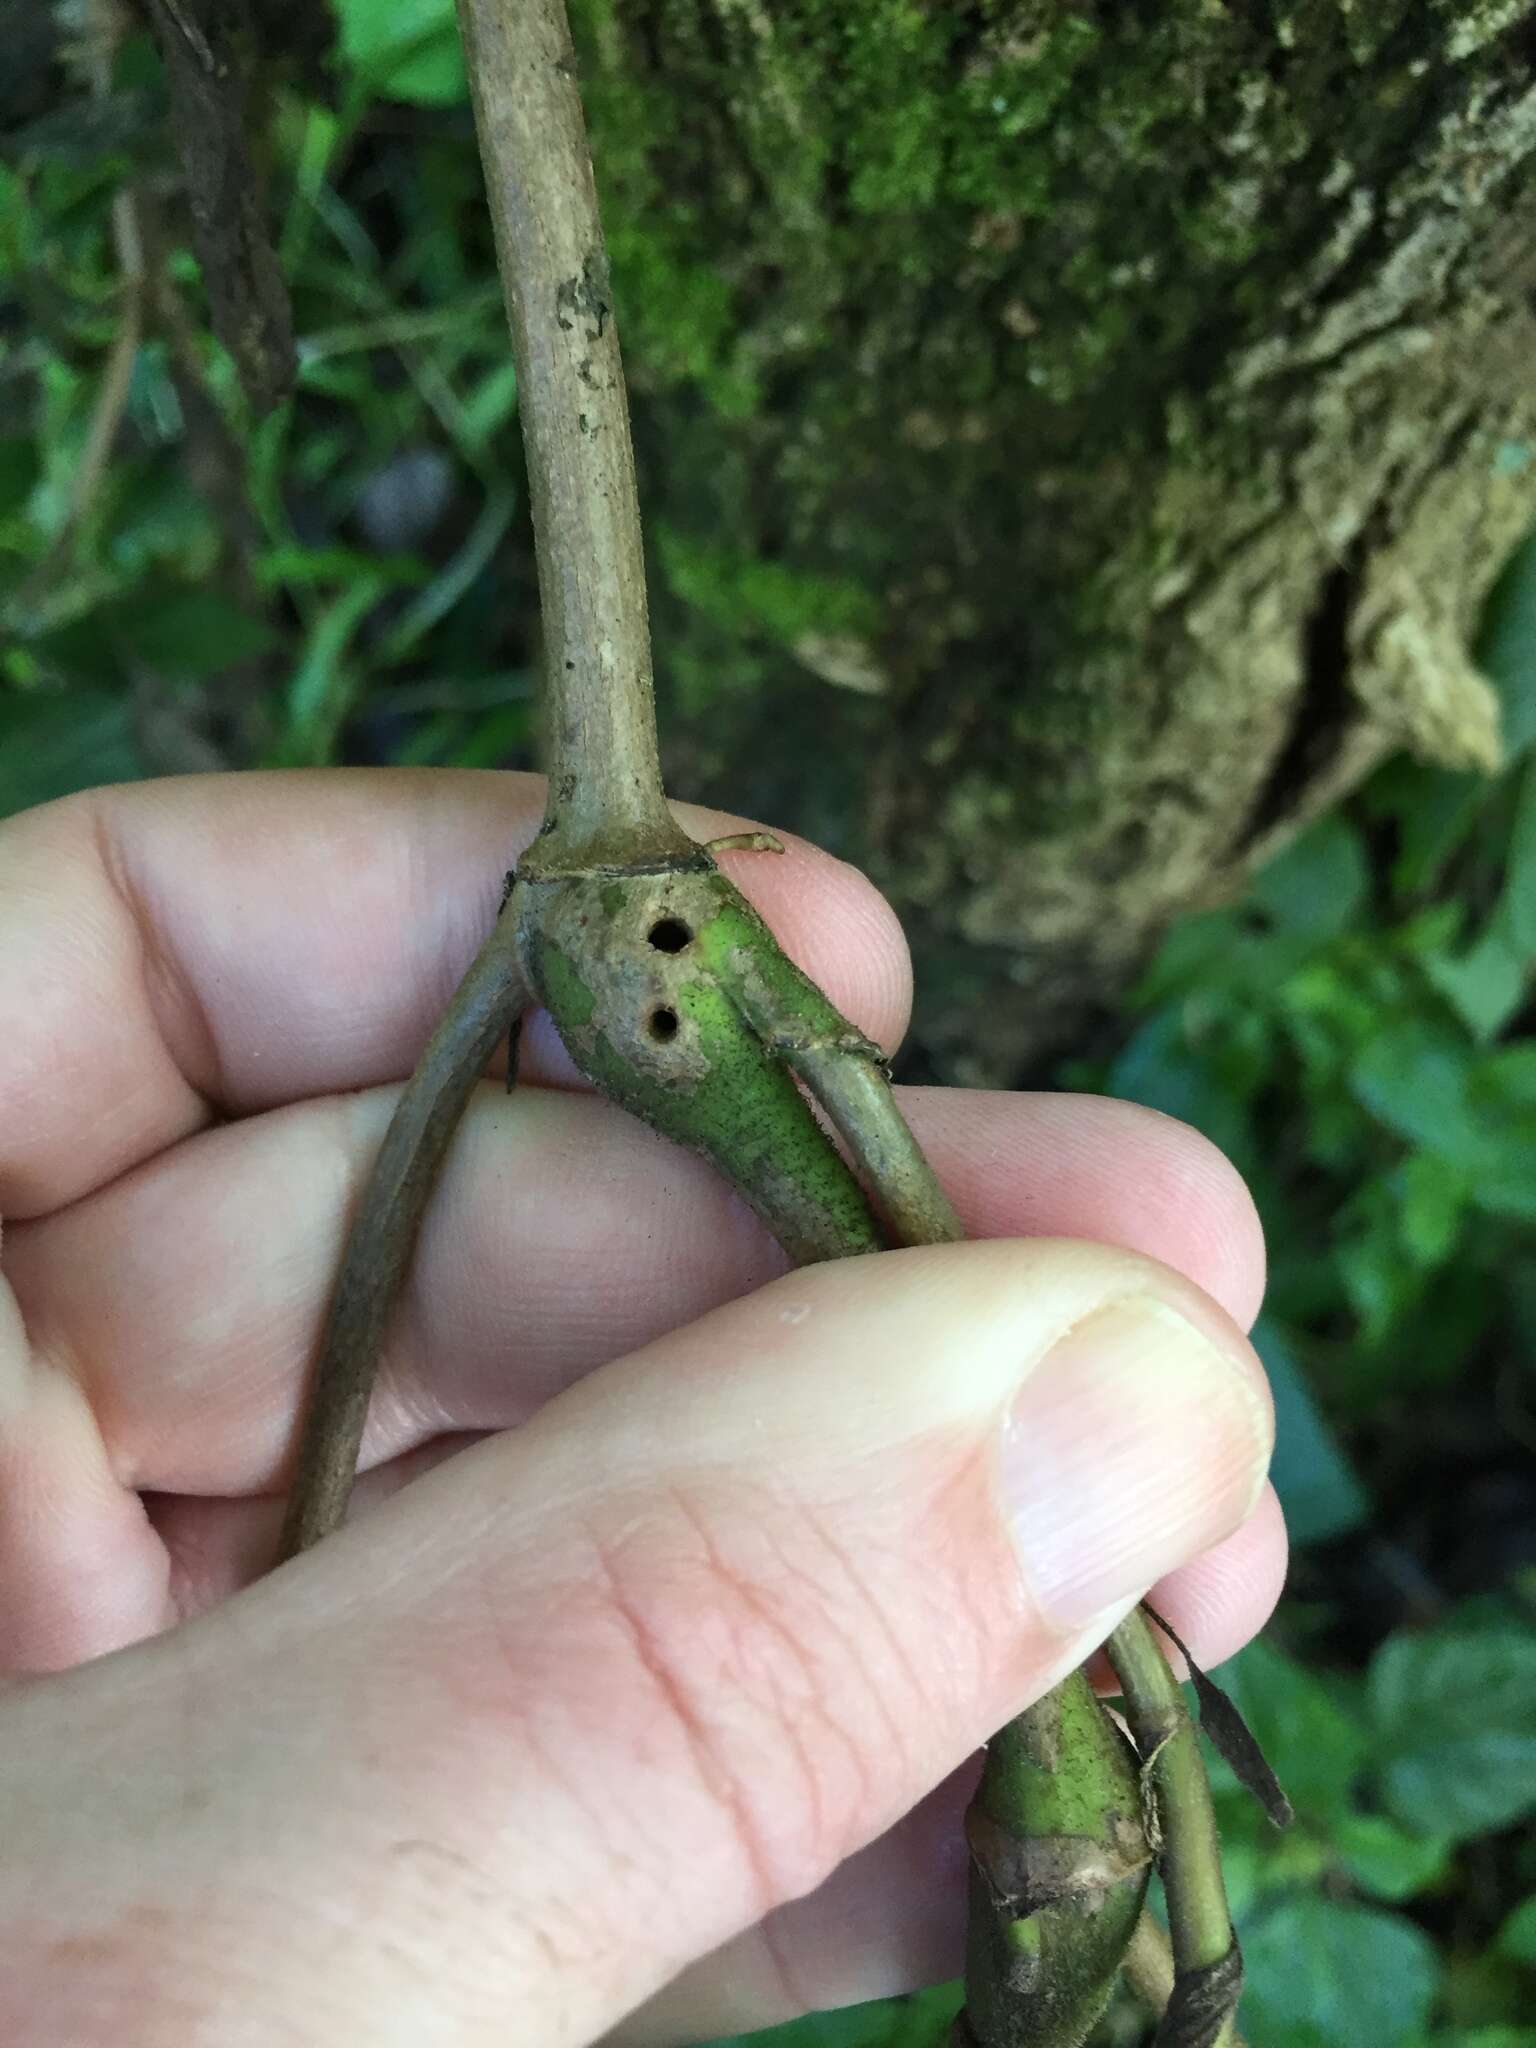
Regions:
[[0, 770, 912, 1219]]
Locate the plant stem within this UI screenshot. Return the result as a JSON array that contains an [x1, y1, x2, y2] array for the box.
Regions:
[[275, 13, 1239, 2048], [277, 914, 528, 1558], [1123, 1916, 1250, 2048], [959, 1676, 1150, 2048], [776, 1046, 965, 1246], [456, 0, 689, 870], [1106, 1609, 1242, 2046]]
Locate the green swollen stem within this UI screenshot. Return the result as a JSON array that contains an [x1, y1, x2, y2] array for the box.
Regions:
[[959, 1673, 1151, 2048]]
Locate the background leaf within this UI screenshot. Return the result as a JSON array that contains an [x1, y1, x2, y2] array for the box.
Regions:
[[1251, 817, 1370, 941], [331, 0, 466, 105], [1241, 1897, 1440, 2048], [1494, 1895, 1536, 1968], [1368, 1625, 1536, 1843], [703, 1988, 960, 2048], [0, 689, 140, 811], [1257, 1320, 1370, 1546], [1477, 526, 1536, 759]]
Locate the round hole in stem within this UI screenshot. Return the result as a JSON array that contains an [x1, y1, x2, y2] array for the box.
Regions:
[[648, 1006, 679, 1043], [648, 917, 691, 953]]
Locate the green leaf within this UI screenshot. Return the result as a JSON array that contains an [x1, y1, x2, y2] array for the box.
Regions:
[[0, 687, 141, 817], [1425, 2034, 1536, 2048], [1349, 1021, 1467, 1153], [461, 359, 520, 449], [1242, 1896, 1440, 2048], [1477, 524, 1536, 758], [1425, 914, 1529, 1043], [1374, 763, 1488, 898], [1461, 1055, 1536, 1221], [280, 571, 391, 765], [256, 545, 428, 590], [699, 1986, 960, 2048], [1251, 816, 1370, 939], [1107, 1010, 1254, 1162], [1482, 1046, 1536, 1106], [1507, 757, 1536, 954], [1368, 1625, 1536, 1842], [332, 0, 466, 105], [1351, 1021, 1512, 1172], [1255, 1320, 1370, 1545], [0, 437, 41, 520], [1332, 1813, 1449, 1902], [113, 588, 275, 682], [1397, 1151, 1469, 1264], [1495, 1893, 1536, 1967]]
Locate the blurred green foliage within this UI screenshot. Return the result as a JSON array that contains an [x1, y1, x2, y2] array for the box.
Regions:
[[1, 7, 534, 783], [2, 8, 1534, 2047]]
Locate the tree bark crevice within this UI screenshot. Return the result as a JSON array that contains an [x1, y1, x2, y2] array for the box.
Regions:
[[559, 0, 1536, 1076]]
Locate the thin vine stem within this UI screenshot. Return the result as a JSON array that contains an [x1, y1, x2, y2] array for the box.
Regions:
[[277, 913, 529, 1558], [1106, 1609, 1242, 2046]]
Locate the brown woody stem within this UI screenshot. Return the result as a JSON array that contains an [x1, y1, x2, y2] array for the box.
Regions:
[[276, 913, 528, 1559], [456, 0, 689, 870]]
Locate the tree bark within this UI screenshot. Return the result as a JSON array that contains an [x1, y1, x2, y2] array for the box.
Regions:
[[565, 0, 1536, 1077]]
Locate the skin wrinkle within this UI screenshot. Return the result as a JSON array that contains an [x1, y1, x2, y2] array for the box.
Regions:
[[10, 1091, 386, 1496], [779, 1490, 928, 1809], [753, 1889, 817, 2026], [349, 1819, 518, 2023], [13, 1264, 144, 1497], [488, 1532, 695, 1979], [427, 1547, 607, 2008], [665, 1481, 864, 1898], [439, 1543, 731, 2032], [580, 1502, 784, 1923], [744, 1508, 885, 1856], [581, 1472, 900, 1927], [919, 1429, 1027, 1692], [0, 1320, 173, 1672], [151, 1492, 219, 1632], [89, 795, 223, 1121]]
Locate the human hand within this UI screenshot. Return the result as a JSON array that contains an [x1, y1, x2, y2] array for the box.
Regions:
[[0, 771, 1281, 2045]]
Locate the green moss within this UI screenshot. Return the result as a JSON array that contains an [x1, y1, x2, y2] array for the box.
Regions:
[[658, 529, 878, 647], [1440, 0, 1528, 57], [563, 0, 1536, 857], [579, 0, 1489, 461]]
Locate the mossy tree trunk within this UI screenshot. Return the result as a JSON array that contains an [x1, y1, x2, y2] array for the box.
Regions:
[[566, 0, 1536, 1078]]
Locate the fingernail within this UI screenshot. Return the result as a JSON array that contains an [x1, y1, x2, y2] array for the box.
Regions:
[[1003, 1296, 1271, 1634]]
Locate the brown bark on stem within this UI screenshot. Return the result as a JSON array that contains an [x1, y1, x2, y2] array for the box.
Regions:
[[277, 915, 528, 1558], [457, 0, 690, 869]]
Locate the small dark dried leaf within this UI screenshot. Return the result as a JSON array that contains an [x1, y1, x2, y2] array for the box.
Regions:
[[1145, 1605, 1295, 1829], [1154, 1939, 1244, 2048]]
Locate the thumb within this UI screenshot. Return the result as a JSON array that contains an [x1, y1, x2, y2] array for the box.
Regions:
[[0, 1239, 1271, 2048]]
